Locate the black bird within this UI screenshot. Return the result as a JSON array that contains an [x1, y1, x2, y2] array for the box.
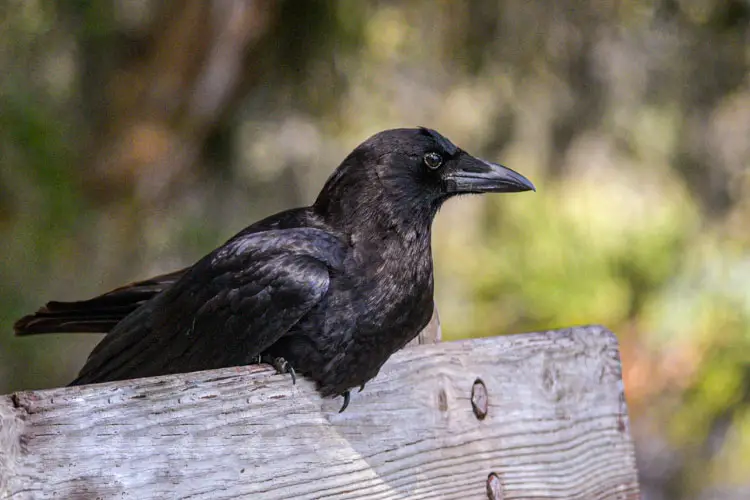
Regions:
[[14, 127, 535, 411]]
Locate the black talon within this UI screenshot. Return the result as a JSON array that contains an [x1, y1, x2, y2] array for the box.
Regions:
[[359, 383, 366, 392], [339, 391, 351, 413], [261, 355, 296, 384], [286, 364, 297, 385]]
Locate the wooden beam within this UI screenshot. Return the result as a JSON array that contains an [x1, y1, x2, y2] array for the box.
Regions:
[[408, 304, 442, 347], [0, 326, 639, 499]]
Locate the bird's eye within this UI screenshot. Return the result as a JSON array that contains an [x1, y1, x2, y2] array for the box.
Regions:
[[423, 152, 443, 170]]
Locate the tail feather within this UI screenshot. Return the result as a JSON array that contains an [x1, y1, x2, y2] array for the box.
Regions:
[[14, 269, 186, 336]]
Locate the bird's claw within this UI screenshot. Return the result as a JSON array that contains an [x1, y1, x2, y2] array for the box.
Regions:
[[275, 357, 297, 385], [339, 390, 351, 413], [337, 385, 363, 412], [262, 355, 297, 385]]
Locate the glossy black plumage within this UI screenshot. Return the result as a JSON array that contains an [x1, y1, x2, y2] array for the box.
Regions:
[[14, 127, 535, 407]]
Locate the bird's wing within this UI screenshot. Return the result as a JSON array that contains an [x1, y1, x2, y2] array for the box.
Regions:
[[71, 228, 345, 385], [14, 208, 310, 336], [14, 269, 187, 335]]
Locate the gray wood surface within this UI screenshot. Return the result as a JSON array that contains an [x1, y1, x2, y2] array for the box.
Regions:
[[408, 304, 442, 347], [0, 325, 640, 499]]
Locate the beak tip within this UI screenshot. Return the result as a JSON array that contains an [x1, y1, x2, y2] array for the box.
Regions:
[[513, 176, 536, 193]]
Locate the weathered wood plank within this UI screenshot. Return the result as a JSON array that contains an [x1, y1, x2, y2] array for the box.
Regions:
[[0, 326, 639, 500], [408, 304, 441, 347]]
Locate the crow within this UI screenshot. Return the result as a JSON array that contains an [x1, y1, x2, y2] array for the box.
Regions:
[[14, 127, 535, 411]]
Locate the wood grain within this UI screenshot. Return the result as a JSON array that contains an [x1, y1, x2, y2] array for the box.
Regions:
[[0, 325, 640, 500], [408, 304, 442, 347]]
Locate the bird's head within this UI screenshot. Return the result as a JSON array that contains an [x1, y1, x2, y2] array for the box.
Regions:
[[315, 127, 535, 226]]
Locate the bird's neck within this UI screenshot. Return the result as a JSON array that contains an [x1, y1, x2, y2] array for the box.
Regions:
[[346, 205, 435, 293], [360, 210, 434, 256], [317, 192, 436, 252], [313, 158, 442, 257]]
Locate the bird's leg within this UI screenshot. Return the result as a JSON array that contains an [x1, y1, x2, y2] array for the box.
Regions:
[[260, 354, 297, 385], [339, 391, 351, 413]]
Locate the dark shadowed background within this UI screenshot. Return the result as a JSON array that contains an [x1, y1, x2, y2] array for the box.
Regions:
[[1, 1, 749, 498]]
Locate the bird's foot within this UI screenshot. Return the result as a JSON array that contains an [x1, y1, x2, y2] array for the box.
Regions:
[[261, 355, 297, 385], [359, 383, 366, 392], [339, 391, 351, 413]]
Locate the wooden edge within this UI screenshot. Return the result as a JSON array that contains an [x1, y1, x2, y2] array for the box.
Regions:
[[0, 326, 639, 500], [0, 396, 24, 497]]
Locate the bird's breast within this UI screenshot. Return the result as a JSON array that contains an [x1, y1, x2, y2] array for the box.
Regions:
[[332, 251, 433, 352], [283, 236, 435, 395]]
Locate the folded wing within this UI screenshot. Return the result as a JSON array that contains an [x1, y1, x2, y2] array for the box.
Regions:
[[71, 228, 345, 385]]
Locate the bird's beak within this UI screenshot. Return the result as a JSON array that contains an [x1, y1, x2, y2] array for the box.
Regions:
[[444, 154, 536, 194]]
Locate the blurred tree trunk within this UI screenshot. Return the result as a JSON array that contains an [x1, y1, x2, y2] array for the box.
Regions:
[[85, 0, 276, 206]]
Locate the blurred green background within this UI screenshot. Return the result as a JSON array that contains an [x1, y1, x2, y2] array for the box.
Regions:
[[1, 1, 748, 497]]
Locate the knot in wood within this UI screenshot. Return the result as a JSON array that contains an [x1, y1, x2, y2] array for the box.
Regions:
[[437, 388, 448, 412], [471, 378, 488, 420], [486, 472, 503, 499]]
